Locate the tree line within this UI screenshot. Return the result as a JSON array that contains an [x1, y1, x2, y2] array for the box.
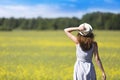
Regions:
[[0, 12, 120, 31]]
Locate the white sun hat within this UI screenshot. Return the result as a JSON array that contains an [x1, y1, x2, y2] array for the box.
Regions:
[[79, 23, 93, 36]]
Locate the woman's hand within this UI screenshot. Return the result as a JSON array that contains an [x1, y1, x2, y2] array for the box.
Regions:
[[78, 25, 86, 31], [102, 73, 106, 80]]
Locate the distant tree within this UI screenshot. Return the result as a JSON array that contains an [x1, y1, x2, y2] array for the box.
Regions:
[[69, 17, 80, 27], [111, 14, 120, 30], [0, 12, 120, 31], [0, 18, 6, 30], [2, 18, 13, 31], [18, 19, 28, 29], [26, 19, 37, 29], [81, 12, 120, 30]]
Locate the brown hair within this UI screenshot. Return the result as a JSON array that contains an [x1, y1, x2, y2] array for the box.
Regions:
[[77, 32, 94, 51]]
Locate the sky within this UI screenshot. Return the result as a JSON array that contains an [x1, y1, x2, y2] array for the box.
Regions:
[[0, 0, 120, 18]]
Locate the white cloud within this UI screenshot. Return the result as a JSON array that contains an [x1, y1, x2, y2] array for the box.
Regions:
[[0, 4, 84, 18], [0, 4, 119, 18], [87, 8, 120, 13]]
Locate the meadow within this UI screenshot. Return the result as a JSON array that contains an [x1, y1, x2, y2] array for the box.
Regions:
[[0, 30, 120, 80]]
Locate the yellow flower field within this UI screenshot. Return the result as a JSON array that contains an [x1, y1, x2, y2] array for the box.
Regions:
[[0, 30, 120, 80]]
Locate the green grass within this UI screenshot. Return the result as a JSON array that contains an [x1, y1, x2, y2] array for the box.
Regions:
[[0, 30, 120, 80]]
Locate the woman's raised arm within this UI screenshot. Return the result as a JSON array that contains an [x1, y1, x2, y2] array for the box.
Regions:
[[64, 26, 86, 44], [64, 27, 79, 44]]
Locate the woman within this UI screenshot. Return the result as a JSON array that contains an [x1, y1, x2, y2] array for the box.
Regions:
[[64, 23, 106, 80]]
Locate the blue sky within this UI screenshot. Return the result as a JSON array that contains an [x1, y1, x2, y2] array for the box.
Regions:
[[0, 0, 120, 18]]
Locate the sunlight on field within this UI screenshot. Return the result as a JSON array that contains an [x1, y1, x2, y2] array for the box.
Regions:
[[0, 30, 120, 80]]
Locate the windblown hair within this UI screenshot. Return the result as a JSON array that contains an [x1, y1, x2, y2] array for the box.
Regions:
[[77, 33, 94, 51]]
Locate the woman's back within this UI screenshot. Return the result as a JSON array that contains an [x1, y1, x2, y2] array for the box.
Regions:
[[74, 43, 96, 80], [76, 44, 94, 62]]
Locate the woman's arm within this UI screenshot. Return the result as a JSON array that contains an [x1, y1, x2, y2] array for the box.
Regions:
[[64, 26, 85, 44], [64, 27, 79, 44], [93, 42, 106, 80]]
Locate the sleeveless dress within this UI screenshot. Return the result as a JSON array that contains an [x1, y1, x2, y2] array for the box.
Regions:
[[73, 44, 96, 80]]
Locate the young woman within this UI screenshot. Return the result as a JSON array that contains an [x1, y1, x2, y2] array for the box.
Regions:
[[64, 23, 106, 80]]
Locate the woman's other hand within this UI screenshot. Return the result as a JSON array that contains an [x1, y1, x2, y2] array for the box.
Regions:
[[102, 73, 106, 80]]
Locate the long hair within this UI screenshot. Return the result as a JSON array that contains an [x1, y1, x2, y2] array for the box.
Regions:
[[77, 32, 94, 51]]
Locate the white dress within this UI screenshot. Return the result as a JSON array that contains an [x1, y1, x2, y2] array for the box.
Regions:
[[73, 44, 96, 80]]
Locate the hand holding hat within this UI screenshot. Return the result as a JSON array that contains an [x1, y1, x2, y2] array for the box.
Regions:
[[78, 24, 86, 31], [78, 23, 93, 36]]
